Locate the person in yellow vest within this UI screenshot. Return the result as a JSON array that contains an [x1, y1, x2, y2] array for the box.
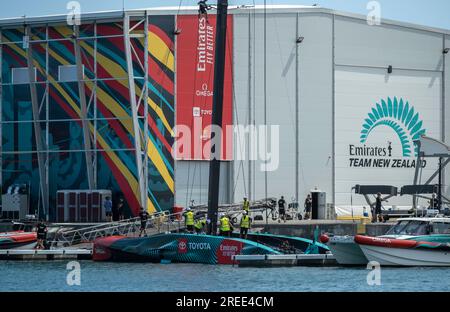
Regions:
[[194, 218, 207, 234], [240, 210, 251, 239], [219, 214, 231, 237], [243, 197, 250, 214], [184, 208, 195, 233]]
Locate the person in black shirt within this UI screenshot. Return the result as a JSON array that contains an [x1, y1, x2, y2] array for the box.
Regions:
[[139, 207, 149, 237], [429, 193, 439, 210], [117, 198, 125, 221], [35, 220, 48, 250], [373, 193, 387, 223], [304, 194, 312, 220], [278, 196, 286, 223]]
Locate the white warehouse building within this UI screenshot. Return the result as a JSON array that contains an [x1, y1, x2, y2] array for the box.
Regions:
[[0, 5, 448, 218], [173, 5, 450, 214]]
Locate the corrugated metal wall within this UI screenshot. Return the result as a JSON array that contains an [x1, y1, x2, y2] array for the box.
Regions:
[[232, 13, 298, 204], [297, 13, 333, 204], [231, 12, 334, 206], [230, 11, 449, 209], [445, 35, 450, 195]]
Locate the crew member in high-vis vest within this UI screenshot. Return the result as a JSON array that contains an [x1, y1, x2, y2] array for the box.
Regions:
[[219, 214, 231, 237], [194, 218, 207, 234], [240, 210, 251, 239], [243, 197, 250, 213], [184, 208, 195, 233]]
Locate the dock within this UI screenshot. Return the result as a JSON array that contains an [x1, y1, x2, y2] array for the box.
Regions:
[[233, 254, 337, 267], [0, 249, 92, 260]]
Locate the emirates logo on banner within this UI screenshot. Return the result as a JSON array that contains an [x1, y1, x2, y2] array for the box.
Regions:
[[178, 238, 188, 254], [217, 239, 243, 265], [175, 14, 234, 161]]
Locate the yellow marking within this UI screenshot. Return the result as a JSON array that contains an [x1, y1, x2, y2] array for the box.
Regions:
[[146, 140, 174, 194], [148, 32, 174, 72]]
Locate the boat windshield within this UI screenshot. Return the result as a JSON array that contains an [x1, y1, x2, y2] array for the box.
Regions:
[[386, 220, 429, 236], [432, 222, 450, 234]]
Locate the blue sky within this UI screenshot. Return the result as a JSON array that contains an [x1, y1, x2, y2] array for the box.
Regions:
[[1, 0, 449, 30]]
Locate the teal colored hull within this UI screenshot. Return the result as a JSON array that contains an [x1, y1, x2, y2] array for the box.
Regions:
[[94, 233, 280, 264], [93, 232, 329, 264], [408, 235, 450, 244]]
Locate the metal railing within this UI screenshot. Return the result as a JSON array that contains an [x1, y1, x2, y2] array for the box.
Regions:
[[50, 198, 278, 247], [52, 211, 186, 246]]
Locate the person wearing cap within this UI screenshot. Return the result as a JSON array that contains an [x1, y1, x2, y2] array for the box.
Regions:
[[240, 210, 251, 239], [243, 197, 250, 214], [219, 214, 231, 237], [194, 218, 207, 234], [184, 208, 195, 233]]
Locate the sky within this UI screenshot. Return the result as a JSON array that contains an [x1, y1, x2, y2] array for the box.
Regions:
[[0, 0, 449, 30]]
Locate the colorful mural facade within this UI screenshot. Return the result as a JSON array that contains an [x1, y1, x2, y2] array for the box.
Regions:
[[0, 16, 175, 219]]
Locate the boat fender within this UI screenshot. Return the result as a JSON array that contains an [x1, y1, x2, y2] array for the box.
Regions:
[[319, 234, 329, 244]]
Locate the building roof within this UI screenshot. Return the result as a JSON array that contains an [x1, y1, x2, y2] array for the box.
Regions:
[[0, 5, 449, 35]]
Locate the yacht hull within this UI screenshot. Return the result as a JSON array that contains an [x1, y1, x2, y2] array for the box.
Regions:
[[356, 235, 450, 267], [328, 236, 367, 265], [0, 231, 37, 249], [93, 233, 281, 264]]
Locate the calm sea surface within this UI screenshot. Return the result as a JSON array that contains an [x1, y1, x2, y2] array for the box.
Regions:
[[1, 261, 449, 292]]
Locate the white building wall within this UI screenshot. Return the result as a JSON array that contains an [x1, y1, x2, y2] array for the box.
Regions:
[[335, 16, 444, 71], [176, 10, 449, 210], [257, 13, 298, 203], [232, 13, 298, 204], [175, 161, 231, 207], [297, 13, 334, 204], [232, 14, 251, 203], [444, 35, 450, 195]]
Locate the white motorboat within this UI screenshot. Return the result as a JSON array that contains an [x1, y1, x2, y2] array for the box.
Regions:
[[356, 217, 450, 267], [329, 217, 450, 265]]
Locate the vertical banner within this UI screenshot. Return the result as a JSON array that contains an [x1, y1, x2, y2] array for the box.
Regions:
[[176, 14, 233, 161]]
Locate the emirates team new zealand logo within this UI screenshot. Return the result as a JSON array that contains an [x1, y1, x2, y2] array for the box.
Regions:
[[360, 97, 426, 157]]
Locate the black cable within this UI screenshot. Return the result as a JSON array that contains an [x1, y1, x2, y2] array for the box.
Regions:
[[264, 0, 267, 202]]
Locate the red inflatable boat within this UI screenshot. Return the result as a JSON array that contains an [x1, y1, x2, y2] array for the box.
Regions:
[[0, 231, 37, 249]]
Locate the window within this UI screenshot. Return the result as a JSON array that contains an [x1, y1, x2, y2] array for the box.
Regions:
[[432, 222, 450, 234], [12, 67, 36, 84], [58, 65, 84, 82], [386, 220, 429, 236]]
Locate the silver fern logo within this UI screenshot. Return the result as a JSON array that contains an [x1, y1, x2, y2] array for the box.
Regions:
[[360, 97, 426, 157]]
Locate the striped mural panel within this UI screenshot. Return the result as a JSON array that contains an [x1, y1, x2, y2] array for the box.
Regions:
[[0, 15, 175, 219]]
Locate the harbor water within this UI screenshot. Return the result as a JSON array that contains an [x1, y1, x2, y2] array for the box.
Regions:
[[1, 261, 450, 292]]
